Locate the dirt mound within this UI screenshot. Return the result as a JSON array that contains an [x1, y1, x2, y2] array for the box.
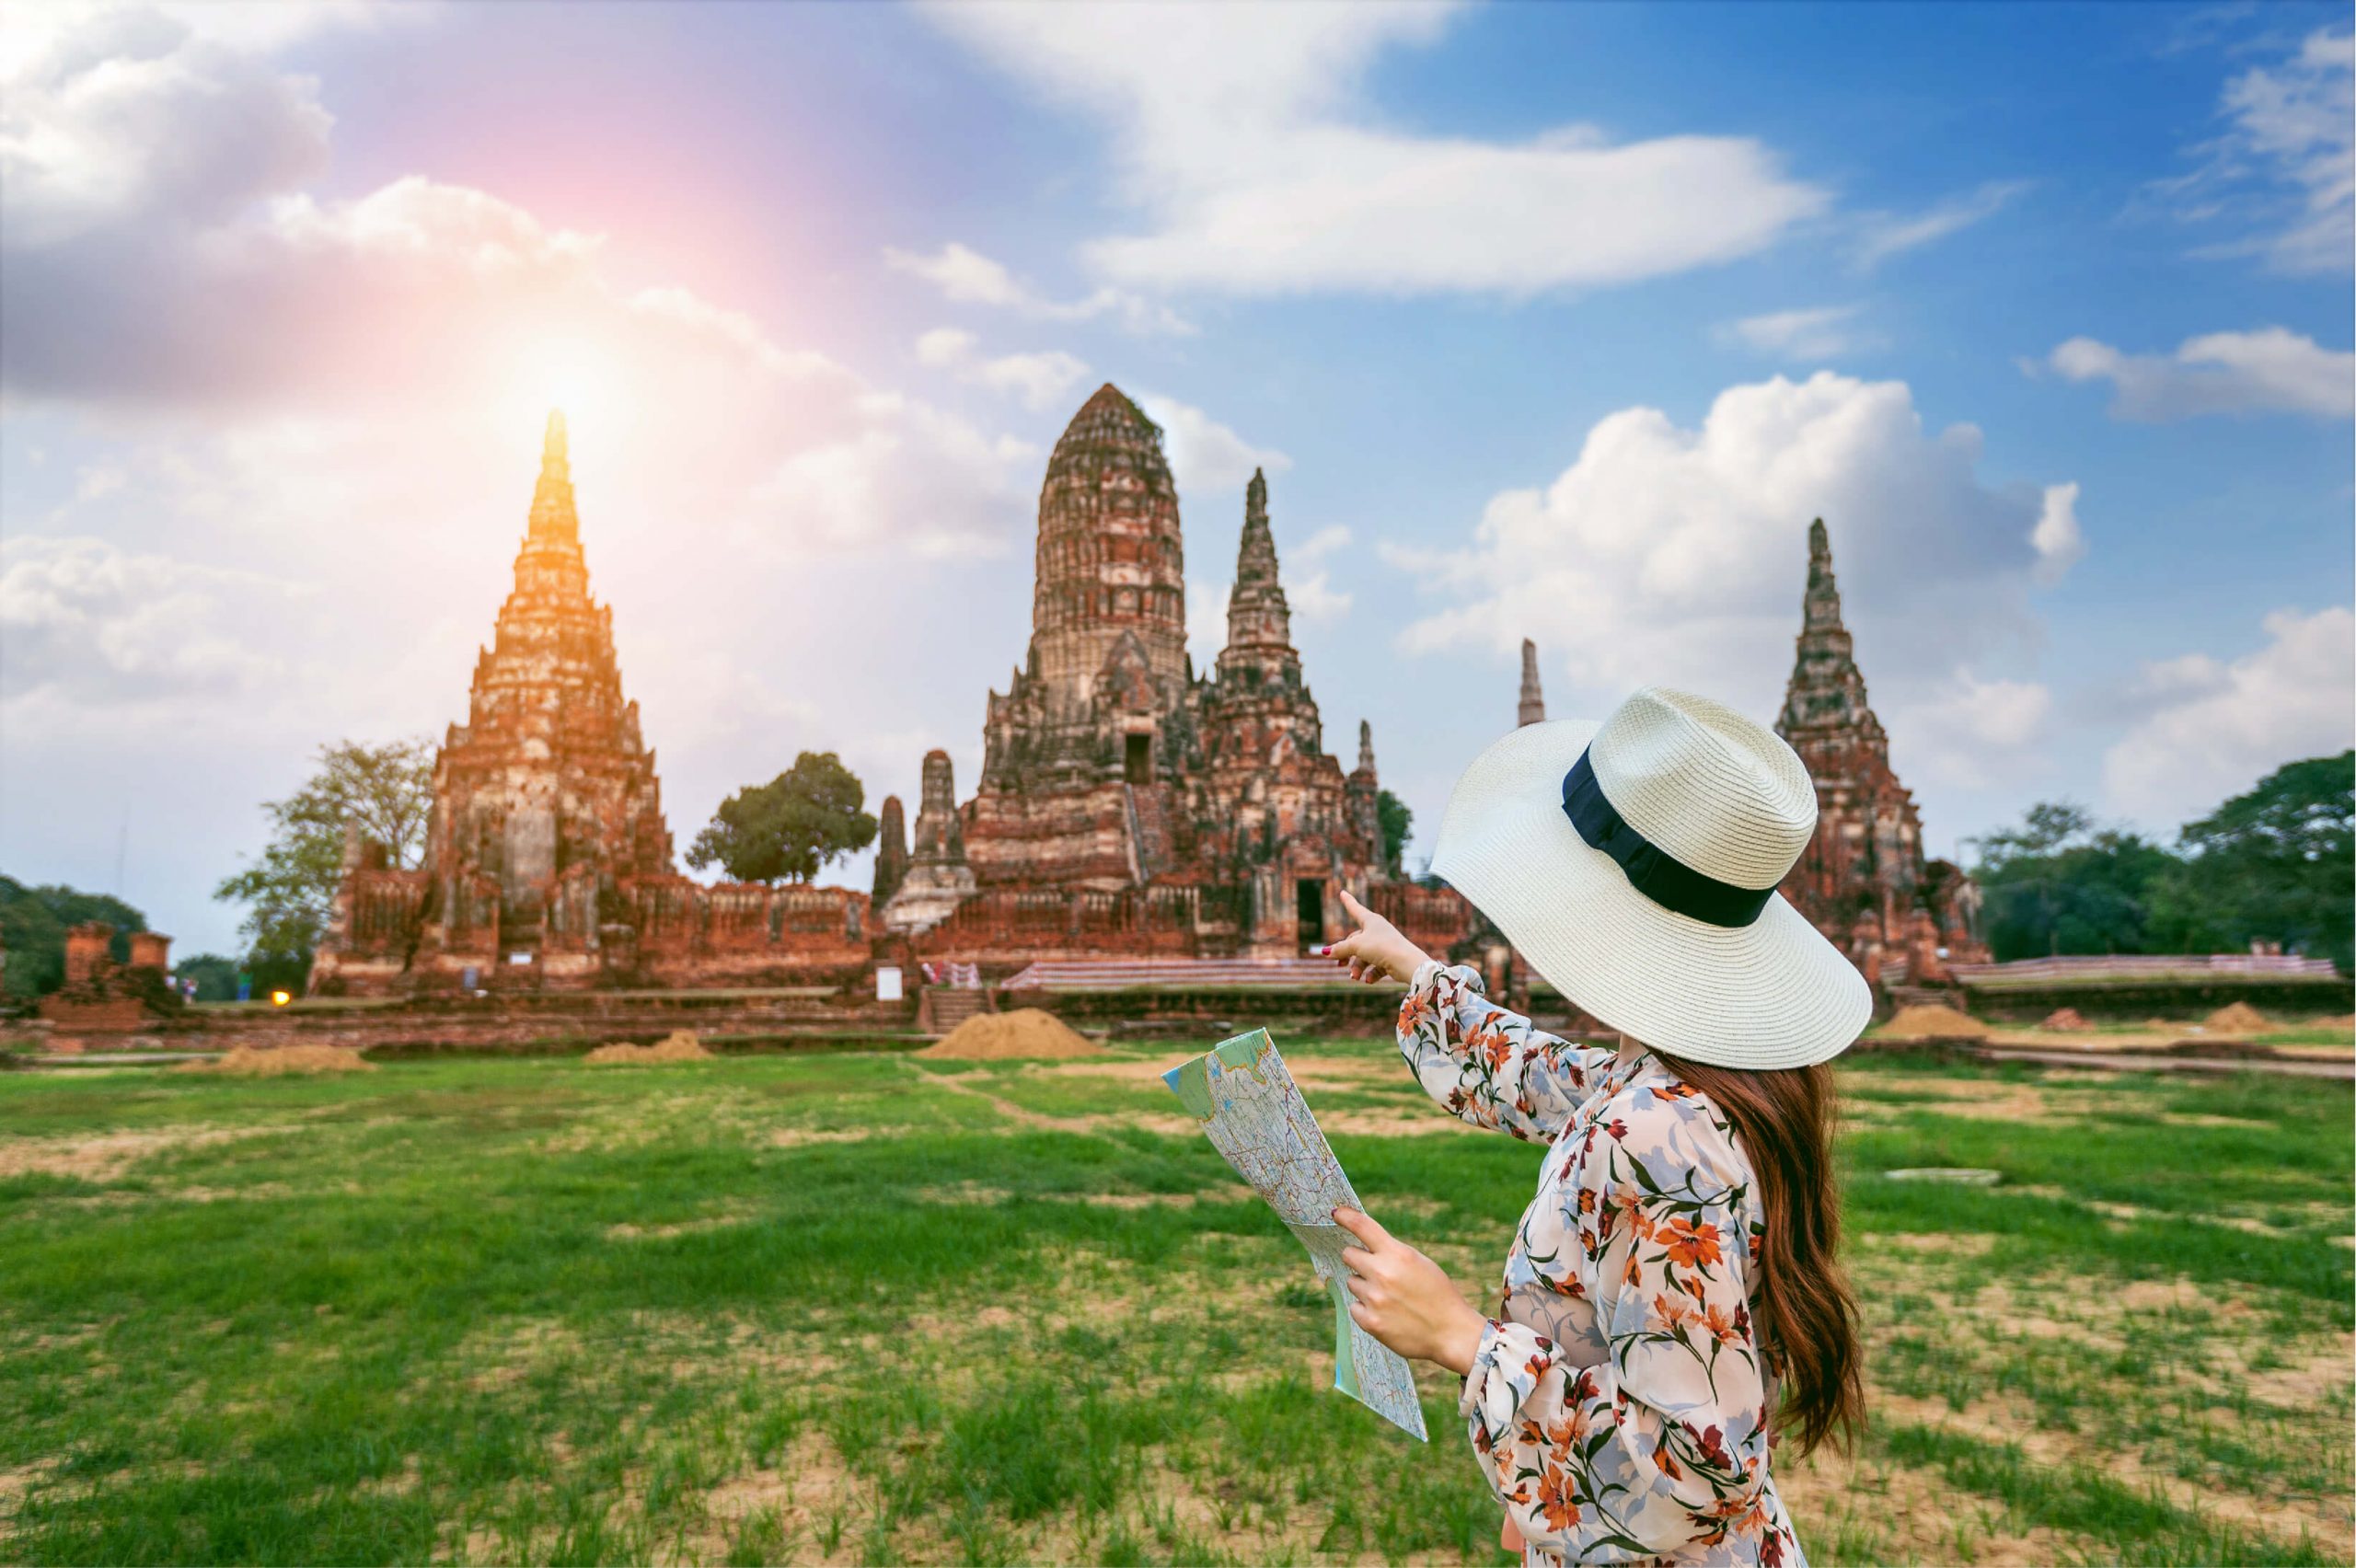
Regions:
[[2040, 1008, 2094, 1032], [178, 1043, 375, 1077], [918, 1009, 1102, 1060], [1880, 1004, 1990, 1041], [585, 1030, 713, 1066], [2203, 1002, 2270, 1035]]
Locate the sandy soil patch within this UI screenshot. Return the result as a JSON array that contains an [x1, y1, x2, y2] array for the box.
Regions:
[[765, 1126, 885, 1147], [680, 1428, 854, 1565], [1874, 1389, 2347, 1547], [0, 1123, 283, 1182], [605, 1208, 751, 1241], [176, 1044, 374, 1077], [2206, 1001, 2272, 1034], [1872, 1231, 1998, 1257], [585, 1030, 712, 1065], [919, 1009, 1101, 1061], [1781, 1440, 2079, 1567], [1881, 1004, 1991, 1041]]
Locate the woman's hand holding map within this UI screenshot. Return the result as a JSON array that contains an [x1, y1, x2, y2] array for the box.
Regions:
[[1331, 1205, 1487, 1377]]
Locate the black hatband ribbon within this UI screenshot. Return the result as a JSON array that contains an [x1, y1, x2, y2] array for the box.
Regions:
[[1561, 749, 1774, 929]]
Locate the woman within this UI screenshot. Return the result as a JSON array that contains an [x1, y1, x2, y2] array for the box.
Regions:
[[1322, 686, 1869, 1566]]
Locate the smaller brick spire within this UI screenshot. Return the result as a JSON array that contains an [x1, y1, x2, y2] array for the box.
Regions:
[[1518, 639, 1546, 727], [1224, 467, 1291, 654]]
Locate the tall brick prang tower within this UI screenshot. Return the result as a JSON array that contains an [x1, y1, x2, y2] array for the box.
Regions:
[[313, 413, 873, 994], [968, 386, 1199, 887], [1774, 519, 1985, 986], [418, 410, 673, 966], [1029, 383, 1189, 713]]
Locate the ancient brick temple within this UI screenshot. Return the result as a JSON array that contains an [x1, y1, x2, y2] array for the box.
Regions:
[[39, 923, 179, 1030], [905, 385, 1472, 963], [882, 751, 980, 936], [312, 413, 866, 994], [1774, 520, 1987, 986]]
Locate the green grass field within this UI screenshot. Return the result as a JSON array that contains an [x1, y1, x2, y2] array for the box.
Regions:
[[2, 1042, 2350, 1566]]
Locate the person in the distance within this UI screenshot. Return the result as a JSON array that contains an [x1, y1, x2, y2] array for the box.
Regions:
[[1324, 686, 1868, 1567]]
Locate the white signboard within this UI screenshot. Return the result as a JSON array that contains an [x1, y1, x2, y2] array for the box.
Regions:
[[874, 965, 903, 1001]]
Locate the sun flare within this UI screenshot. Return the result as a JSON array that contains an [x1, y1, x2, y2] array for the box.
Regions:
[[497, 337, 628, 443]]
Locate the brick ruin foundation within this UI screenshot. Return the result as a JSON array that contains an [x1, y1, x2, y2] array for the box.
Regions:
[[39, 923, 179, 1030]]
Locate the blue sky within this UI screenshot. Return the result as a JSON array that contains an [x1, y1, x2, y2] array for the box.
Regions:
[[3, 0, 2350, 958]]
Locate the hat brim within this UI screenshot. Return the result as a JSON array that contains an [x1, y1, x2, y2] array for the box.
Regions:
[[1430, 719, 1872, 1071]]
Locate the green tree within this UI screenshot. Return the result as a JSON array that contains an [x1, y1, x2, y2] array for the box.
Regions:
[[214, 739, 435, 983], [687, 752, 878, 884], [1375, 789, 1414, 880], [1970, 801, 2177, 961], [173, 952, 241, 1003], [2153, 751, 2354, 974], [0, 877, 147, 998]]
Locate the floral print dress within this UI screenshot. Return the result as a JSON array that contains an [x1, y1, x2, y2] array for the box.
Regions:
[[1397, 961, 1806, 1567]]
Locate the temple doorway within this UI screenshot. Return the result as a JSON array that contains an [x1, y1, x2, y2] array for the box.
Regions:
[[1125, 733, 1151, 784], [1296, 880, 1324, 945]]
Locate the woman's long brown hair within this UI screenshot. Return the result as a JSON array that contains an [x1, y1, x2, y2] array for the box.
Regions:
[[1650, 1050, 1864, 1457]]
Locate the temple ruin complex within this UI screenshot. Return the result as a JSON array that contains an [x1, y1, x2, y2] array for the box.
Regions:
[[1773, 519, 1988, 986], [308, 404, 1986, 1008]]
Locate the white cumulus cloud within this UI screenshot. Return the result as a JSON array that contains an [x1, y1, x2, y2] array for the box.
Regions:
[[2030, 481, 2085, 585], [2147, 25, 2353, 273], [0, 535, 296, 710], [1888, 672, 2056, 791], [2043, 327, 2354, 421], [914, 327, 1091, 410], [919, 1, 1826, 297], [885, 242, 1195, 336], [2103, 605, 2355, 826], [1386, 371, 2081, 729], [1854, 179, 2030, 270], [1715, 305, 1878, 362], [1134, 392, 1290, 513]]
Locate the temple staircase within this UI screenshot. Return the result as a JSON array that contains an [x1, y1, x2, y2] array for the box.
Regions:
[[918, 984, 994, 1035], [1124, 784, 1170, 881]]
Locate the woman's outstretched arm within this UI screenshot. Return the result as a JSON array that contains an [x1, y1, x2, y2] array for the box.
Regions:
[[1326, 889, 1611, 1144]]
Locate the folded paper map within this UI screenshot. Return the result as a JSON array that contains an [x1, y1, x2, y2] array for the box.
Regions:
[[1163, 1029, 1428, 1441]]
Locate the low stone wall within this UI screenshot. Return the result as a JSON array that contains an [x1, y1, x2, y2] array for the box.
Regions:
[[997, 983, 1409, 1036], [1958, 976, 2351, 1022]]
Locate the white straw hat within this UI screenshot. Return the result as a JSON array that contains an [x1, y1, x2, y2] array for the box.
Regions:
[[1430, 686, 1870, 1070]]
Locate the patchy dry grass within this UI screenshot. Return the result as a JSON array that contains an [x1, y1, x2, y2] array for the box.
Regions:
[[0, 1042, 2348, 1564]]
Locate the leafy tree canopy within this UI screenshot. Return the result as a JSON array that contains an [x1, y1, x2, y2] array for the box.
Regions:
[[1375, 790, 1414, 881], [214, 739, 435, 981], [2155, 750, 2353, 973], [1970, 752, 2355, 972], [0, 877, 146, 998], [173, 952, 242, 1003], [687, 752, 878, 885]]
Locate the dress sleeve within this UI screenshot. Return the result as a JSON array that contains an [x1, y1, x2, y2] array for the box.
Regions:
[[1395, 960, 1613, 1144], [1456, 1099, 1775, 1562]]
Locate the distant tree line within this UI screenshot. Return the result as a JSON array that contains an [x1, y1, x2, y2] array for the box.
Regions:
[[1971, 750, 2352, 974], [0, 878, 147, 998]]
